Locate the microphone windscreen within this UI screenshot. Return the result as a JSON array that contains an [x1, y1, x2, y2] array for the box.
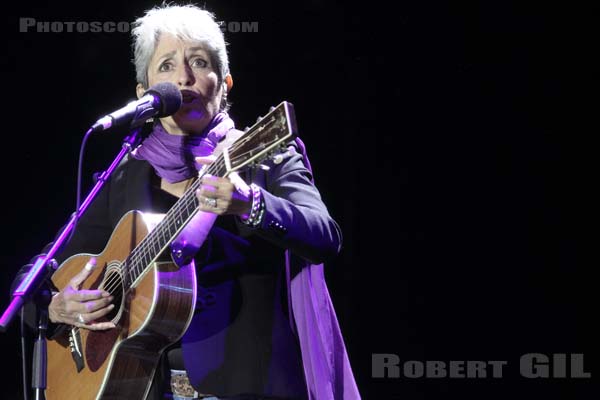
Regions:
[[145, 82, 182, 117]]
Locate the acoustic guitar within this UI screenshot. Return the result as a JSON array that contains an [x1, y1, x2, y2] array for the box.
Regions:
[[45, 101, 297, 400]]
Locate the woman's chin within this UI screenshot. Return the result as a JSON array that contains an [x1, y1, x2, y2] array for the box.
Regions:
[[176, 106, 207, 120], [172, 118, 211, 135]]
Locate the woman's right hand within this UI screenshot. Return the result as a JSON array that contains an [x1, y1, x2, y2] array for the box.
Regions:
[[48, 258, 116, 330]]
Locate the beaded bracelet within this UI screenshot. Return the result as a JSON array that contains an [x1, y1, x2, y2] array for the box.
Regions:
[[241, 183, 265, 228]]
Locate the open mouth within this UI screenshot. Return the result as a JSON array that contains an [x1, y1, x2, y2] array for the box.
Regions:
[[181, 91, 199, 104]]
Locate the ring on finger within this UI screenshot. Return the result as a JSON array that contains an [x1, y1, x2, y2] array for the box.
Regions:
[[204, 197, 217, 208], [77, 313, 85, 324]]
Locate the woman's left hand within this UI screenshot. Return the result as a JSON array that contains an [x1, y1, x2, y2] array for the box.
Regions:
[[195, 156, 253, 217]]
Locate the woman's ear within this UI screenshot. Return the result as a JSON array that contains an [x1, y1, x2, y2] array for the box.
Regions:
[[224, 74, 233, 94], [135, 83, 146, 99]]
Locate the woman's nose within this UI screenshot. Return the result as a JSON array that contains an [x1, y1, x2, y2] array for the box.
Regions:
[[177, 64, 195, 87]]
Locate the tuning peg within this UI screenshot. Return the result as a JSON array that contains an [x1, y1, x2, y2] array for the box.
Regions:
[[276, 150, 293, 164], [244, 126, 250, 132], [273, 151, 288, 164], [256, 116, 263, 123], [269, 106, 275, 111]]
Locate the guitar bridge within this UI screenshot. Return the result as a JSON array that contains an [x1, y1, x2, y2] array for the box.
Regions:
[[68, 328, 85, 372]]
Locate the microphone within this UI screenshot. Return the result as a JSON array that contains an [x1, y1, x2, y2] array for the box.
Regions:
[[90, 82, 182, 132]]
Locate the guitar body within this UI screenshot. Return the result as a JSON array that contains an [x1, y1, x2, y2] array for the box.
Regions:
[[42, 100, 297, 399], [46, 210, 197, 400]]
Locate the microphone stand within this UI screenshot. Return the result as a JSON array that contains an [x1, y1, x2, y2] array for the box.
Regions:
[[0, 125, 143, 399], [31, 290, 50, 400]]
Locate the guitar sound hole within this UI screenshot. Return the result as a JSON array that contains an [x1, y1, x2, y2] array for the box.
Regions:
[[103, 269, 124, 322]]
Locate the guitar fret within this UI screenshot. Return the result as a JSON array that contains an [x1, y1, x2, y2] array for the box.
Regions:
[[138, 251, 150, 270], [187, 196, 196, 213], [132, 261, 138, 283], [118, 102, 293, 294], [128, 262, 135, 286], [153, 237, 160, 255], [168, 220, 175, 237], [132, 265, 137, 282], [181, 196, 193, 219], [160, 228, 167, 249], [137, 253, 144, 277]]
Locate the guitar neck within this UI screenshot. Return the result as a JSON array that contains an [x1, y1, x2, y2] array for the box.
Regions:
[[121, 101, 297, 288], [124, 163, 221, 287]]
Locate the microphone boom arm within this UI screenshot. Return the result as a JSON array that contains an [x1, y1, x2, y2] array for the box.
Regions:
[[0, 126, 143, 331]]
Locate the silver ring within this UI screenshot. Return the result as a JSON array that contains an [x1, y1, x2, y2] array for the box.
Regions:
[[204, 197, 217, 208], [77, 313, 85, 324]]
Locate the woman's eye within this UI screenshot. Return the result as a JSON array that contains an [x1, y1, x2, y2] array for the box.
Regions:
[[158, 62, 173, 72], [191, 58, 207, 68]]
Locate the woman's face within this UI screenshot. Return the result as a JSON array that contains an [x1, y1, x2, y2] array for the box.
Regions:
[[138, 33, 224, 135]]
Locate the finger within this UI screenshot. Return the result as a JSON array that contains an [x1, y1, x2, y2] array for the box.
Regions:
[[200, 174, 224, 190], [197, 193, 218, 209], [75, 304, 116, 328], [196, 191, 224, 214], [69, 257, 97, 289], [197, 184, 218, 198], [81, 296, 115, 314], [201, 177, 237, 198], [75, 318, 117, 331], [85, 303, 116, 322], [196, 156, 216, 176], [228, 172, 251, 198], [195, 155, 217, 165], [84, 321, 117, 331], [69, 289, 112, 302]]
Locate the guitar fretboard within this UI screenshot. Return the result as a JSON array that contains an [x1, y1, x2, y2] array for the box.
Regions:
[[123, 161, 224, 288], [119, 101, 295, 290]]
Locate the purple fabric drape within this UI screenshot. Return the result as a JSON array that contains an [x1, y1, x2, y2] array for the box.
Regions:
[[132, 113, 234, 183], [287, 137, 361, 399], [167, 121, 360, 397]]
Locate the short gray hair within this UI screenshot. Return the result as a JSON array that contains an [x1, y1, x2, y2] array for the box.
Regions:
[[131, 4, 229, 89]]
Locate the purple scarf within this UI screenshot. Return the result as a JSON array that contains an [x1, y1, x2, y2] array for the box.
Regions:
[[287, 137, 361, 399], [132, 113, 235, 183], [168, 129, 360, 398]]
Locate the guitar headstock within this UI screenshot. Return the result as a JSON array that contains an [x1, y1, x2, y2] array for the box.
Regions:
[[225, 101, 298, 173]]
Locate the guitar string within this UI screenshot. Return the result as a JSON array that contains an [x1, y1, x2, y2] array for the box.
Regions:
[[97, 165, 213, 297], [100, 124, 277, 294], [96, 138, 262, 298], [77, 118, 286, 329], [95, 125, 284, 305], [72, 120, 283, 338], [98, 122, 286, 297], [71, 170, 204, 334]]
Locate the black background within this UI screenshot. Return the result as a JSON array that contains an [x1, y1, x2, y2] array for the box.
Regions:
[[0, 1, 597, 399]]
